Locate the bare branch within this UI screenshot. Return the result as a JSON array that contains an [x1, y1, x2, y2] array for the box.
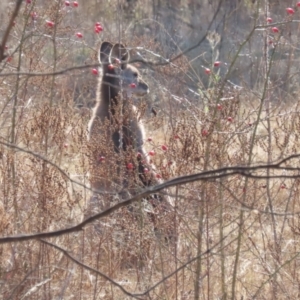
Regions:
[[0, 149, 300, 244]]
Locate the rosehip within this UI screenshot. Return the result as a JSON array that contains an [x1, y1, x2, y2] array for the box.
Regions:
[[161, 145, 168, 151], [92, 68, 98, 75], [144, 168, 149, 173], [99, 156, 105, 162], [76, 32, 83, 38], [147, 137, 152, 142], [107, 64, 114, 70], [214, 61, 221, 67], [94, 27, 101, 34], [227, 117, 233, 122], [286, 7, 295, 15], [94, 22, 103, 33], [148, 150, 155, 156], [217, 103, 222, 110], [297, 2, 300, 7], [129, 83, 136, 88], [73, 1, 79, 7], [46, 20, 55, 28], [205, 68, 211, 75], [65, 1, 70, 6], [266, 17, 273, 23], [271, 27, 279, 33], [127, 163, 134, 170]]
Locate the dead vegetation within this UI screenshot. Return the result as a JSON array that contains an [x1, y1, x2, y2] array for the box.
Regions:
[[1, 0, 300, 299]]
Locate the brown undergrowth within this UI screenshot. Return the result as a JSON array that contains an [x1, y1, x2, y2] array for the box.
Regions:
[[1, 1, 300, 299]]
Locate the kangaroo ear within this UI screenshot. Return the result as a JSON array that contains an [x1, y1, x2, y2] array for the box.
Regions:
[[99, 41, 113, 65], [110, 43, 130, 69]]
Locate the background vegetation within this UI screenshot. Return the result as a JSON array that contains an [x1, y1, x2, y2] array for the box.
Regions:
[[1, 0, 300, 299]]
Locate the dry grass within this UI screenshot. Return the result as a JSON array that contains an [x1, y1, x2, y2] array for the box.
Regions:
[[1, 1, 300, 299]]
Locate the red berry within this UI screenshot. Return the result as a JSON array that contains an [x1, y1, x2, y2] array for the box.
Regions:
[[92, 68, 98, 75], [202, 129, 208, 137], [6, 56, 12, 63], [130, 83, 136, 88], [65, 1, 70, 6], [161, 145, 168, 151], [167, 161, 173, 166], [46, 20, 55, 28], [76, 32, 83, 38], [147, 137, 152, 142], [297, 2, 300, 7], [26, 0, 32, 3], [174, 134, 179, 139], [148, 150, 155, 156], [73, 1, 79, 7], [99, 156, 105, 162], [94, 23, 103, 33], [280, 184, 286, 189], [286, 7, 295, 15], [64, 143, 68, 148], [227, 117, 233, 122], [156, 174, 162, 179], [266, 17, 273, 23], [107, 64, 114, 70], [136, 152, 142, 158], [205, 68, 211, 75], [144, 168, 149, 173], [271, 27, 279, 33], [214, 61, 221, 67], [94, 27, 101, 34], [217, 103, 222, 110], [127, 163, 134, 170]]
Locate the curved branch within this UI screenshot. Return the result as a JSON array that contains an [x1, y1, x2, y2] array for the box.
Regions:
[[0, 150, 300, 244]]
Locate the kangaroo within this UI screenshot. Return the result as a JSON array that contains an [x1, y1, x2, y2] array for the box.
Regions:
[[88, 41, 152, 196], [87, 41, 174, 241]]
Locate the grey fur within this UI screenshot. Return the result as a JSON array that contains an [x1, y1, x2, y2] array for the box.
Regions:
[[88, 41, 150, 195]]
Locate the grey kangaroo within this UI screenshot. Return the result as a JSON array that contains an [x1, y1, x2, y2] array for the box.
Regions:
[[88, 41, 174, 240], [88, 41, 151, 195]]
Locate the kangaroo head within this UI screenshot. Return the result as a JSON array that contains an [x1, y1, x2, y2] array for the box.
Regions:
[[99, 41, 149, 98]]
